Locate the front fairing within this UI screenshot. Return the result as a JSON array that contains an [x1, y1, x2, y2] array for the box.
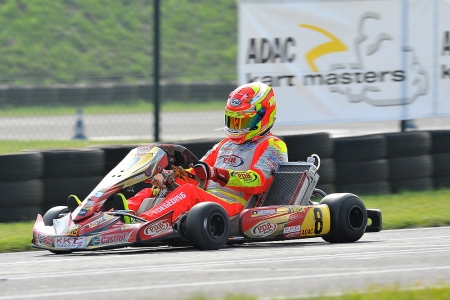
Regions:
[[72, 145, 168, 221]]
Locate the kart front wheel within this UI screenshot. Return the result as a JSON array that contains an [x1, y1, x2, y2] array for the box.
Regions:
[[42, 206, 70, 226], [320, 193, 367, 243], [186, 202, 230, 250]]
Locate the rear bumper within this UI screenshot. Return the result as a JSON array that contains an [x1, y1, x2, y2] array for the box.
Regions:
[[365, 209, 382, 232]]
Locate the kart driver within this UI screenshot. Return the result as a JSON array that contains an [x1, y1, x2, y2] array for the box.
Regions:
[[115, 81, 288, 223]]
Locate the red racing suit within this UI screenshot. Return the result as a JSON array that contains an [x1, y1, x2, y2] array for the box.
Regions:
[[127, 133, 288, 222]]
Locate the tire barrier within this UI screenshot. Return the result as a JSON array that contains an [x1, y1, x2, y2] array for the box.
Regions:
[[281, 132, 334, 161], [333, 134, 387, 162], [42, 176, 103, 211], [0, 179, 44, 222], [317, 158, 335, 184], [428, 130, 450, 189], [384, 132, 432, 158], [388, 155, 433, 180], [390, 177, 434, 193], [2, 130, 450, 222], [0, 152, 44, 181], [335, 159, 389, 185], [336, 181, 391, 195], [88, 144, 145, 175], [35, 148, 105, 178]]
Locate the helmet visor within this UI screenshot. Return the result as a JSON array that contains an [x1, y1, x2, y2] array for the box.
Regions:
[[225, 114, 259, 131]]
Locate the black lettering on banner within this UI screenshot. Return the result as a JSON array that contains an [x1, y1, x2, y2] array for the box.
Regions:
[[302, 70, 406, 86], [392, 70, 405, 82], [246, 37, 296, 64], [313, 207, 323, 234], [261, 38, 272, 63], [442, 65, 450, 79], [247, 73, 295, 87], [442, 31, 450, 56], [247, 38, 259, 64]]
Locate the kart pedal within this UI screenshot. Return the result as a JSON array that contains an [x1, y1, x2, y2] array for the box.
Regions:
[[114, 193, 132, 224], [67, 194, 82, 212]]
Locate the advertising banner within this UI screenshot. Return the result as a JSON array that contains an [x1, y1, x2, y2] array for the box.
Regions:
[[238, 0, 448, 125]]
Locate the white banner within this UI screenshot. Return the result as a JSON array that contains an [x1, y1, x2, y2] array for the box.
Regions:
[[238, 0, 448, 125], [439, 0, 450, 115]]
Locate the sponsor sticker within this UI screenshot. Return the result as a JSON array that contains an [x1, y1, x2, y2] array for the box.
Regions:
[[90, 233, 130, 246], [137, 146, 153, 156], [88, 216, 107, 228], [94, 191, 104, 198], [154, 192, 187, 213], [283, 225, 301, 234], [229, 98, 241, 106], [251, 221, 277, 237], [63, 226, 79, 236], [219, 154, 245, 167], [38, 235, 53, 246], [251, 209, 276, 217], [54, 237, 87, 249], [144, 219, 171, 236]]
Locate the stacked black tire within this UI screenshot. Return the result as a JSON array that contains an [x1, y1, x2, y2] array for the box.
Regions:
[[281, 132, 336, 194], [0, 152, 44, 222], [334, 134, 390, 195], [385, 132, 433, 193], [37, 149, 105, 211], [428, 130, 450, 189]]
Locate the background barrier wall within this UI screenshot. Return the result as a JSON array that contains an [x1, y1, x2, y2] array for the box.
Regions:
[[1, 129, 449, 223]]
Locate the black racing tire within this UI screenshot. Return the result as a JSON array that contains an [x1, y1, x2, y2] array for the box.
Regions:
[[0, 179, 44, 208], [428, 130, 450, 154], [388, 155, 433, 180], [333, 134, 387, 162], [31, 148, 105, 178], [384, 132, 431, 158], [42, 206, 70, 226], [280, 132, 334, 161], [336, 159, 389, 184], [0, 152, 44, 181], [186, 202, 230, 250], [336, 181, 391, 196], [320, 193, 367, 243], [432, 153, 450, 176], [43, 176, 102, 207], [390, 177, 433, 193], [0, 206, 42, 223]]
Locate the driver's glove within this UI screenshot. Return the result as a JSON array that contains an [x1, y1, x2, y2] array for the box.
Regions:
[[193, 161, 230, 187]]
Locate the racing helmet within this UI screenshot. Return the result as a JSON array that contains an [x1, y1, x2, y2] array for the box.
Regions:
[[224, 82, 277, 144]]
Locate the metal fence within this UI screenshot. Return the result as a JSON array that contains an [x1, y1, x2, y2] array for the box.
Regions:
[[0, 0, 238, 153]]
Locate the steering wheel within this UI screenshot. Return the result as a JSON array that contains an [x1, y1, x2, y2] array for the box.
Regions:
[[156, 144, 207, 189]]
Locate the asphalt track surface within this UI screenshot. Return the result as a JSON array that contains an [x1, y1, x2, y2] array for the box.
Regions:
[[1, 227, 449, 300], [1, 111, 450, 141]]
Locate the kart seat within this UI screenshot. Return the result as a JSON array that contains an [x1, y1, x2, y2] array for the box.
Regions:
[[136, 196, 165, 215]]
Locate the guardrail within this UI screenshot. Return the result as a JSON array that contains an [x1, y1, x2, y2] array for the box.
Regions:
[[1, 130, 449, 222]]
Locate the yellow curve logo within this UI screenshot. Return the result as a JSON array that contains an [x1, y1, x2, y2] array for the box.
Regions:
[[300, 24, 347, 72]]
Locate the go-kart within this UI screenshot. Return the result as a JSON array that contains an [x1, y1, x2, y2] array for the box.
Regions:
[[32, 144, 382, 253]]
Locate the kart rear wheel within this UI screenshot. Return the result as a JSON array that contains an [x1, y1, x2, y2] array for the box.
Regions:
[[320, 193, 367, 243], [186, 202, 230, 250], [42, 206, 70, 226]]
